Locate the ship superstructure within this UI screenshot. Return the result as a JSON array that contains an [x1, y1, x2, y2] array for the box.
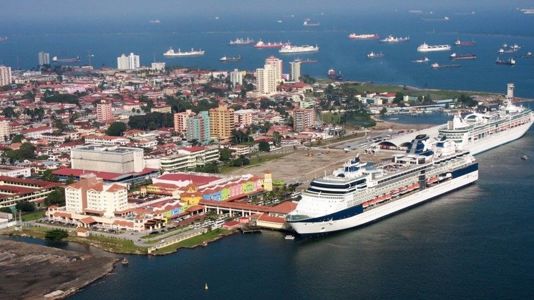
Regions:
[[437, 84, 533, 155], [287, 135, 478, 234]]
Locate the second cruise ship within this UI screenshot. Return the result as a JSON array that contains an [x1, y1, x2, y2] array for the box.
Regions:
[[287, 135, 478, 234]]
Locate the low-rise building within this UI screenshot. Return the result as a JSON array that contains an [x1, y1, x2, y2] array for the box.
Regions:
[[0, 176, 62, 208], [0, 165, 32, 178], [84, 135, 130, 146], [160, 146, 219, 172], [71, 145, 145, 173]]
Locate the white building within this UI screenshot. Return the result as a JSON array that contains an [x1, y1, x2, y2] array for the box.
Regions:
[[290, 61, 301, 82], [256, 64, 277, 95], [265, 56, 283, 83], [151, 62, 166, 71], [65, 174, 127, 218], [0, 119, 10, 142], [38, 51, 50, 66], [159, 146, 219, 172], [117, 53, 140, 70], [0, 166, 32, 178], [229, 69, 246, 87], [234, 109, 255, 127], [84, 135, 130, 146], [71, 145, 145, 174], [0, 66, 12, 87]]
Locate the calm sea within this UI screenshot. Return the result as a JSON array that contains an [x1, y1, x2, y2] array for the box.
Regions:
[[0, 10, 534, 97]]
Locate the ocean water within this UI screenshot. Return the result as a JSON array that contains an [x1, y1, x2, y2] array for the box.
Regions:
[[1, 10, 534, 97]]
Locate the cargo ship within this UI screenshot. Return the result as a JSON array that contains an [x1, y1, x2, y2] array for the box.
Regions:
[[498, 44, 520, 54], [303, 19, 320, 26], [418, 43, 451, 52], [229, 37, 255, 45], [219, 55, 241, 62], [163, 48, 205, 57], [348, 33, 380, 40], [380, 35, 410, 43], [287, 135, 479, 234], [431, 63, 461, 69], [454, 39, 476, 46], [450, 53, 477, 60], [367, 51, 384, 59], [254, 40, 286, 49], [52, 56, 80, 63], [279, 44, 319, 54], [496, 57, 516, 65], [437, 84, 533, 155], [412, 57, 430, 63]]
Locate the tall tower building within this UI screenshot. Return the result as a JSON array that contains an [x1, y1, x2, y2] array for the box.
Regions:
[[0, 66, 12, 87], [38, 51, 50, 66], [186, 111, 211, 144], [96, 100, 113, 123], [117, 53, 140, 70], [265, 56, 283, 83], [209, 105, 235, 143], [229, 69, 246, 87], [293, 108, 316, 132], [290, 61, 301, 82], [256, 64, 277, 95]]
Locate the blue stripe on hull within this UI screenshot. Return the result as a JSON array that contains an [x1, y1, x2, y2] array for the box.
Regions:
[[290, 204, 364, 223], [452, 163, 478, 178]]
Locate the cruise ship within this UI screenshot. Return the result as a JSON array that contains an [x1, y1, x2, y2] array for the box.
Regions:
[[279, 44, 319, 54], [437, 84, 533, 155], [348, 33, 380, 40], [417, 43, 452, 52], [380, 35, 410, 43], [163, 48, 205, 57], [287, 135, 479, 234]]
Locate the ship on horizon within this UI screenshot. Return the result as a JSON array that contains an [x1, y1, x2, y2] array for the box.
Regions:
[[279, 44, 319, 54], [303, 18, 320, 26], [219, 55, 241, 62], [52, 56, 80, 63], [417, 42, 451, 52], [254, 40, 287, 49], [229, 37, 255, 45], [348, 33, 380, 40], [163, 48, 205, 57], [287, 135, 479, 235], [380, 35, 410, 43]]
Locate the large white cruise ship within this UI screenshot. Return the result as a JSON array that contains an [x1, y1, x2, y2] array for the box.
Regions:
[[287, 135, 478, 234], [163, 48, 205, 57], [417, 42, 451, 52], [437, 84, 533, 155], [279, 44, 319, 54]]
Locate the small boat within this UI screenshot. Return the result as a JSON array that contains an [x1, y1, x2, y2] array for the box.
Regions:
[[285, 235, 295, 240], [521, 155, 528, 160], [412, 57, 430, 63], [524, 52, 533, 58], [204, 283, 209, 290], [303, 18, 320, 26], [121, 258, 129, 265]]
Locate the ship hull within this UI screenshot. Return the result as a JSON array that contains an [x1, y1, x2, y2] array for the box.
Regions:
[[464, 118, 533, 155], [289, 168, 478, 235]]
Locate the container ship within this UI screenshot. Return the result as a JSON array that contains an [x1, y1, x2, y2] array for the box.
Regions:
[[437, 84, 533, 155], [254, 40, 286, 49], [450, 53, 477, 60], [229, 38, 254, 45], [163, 48, 205, 57], [287, 135, 479, 234], [417, 43, 451, 52], [380, 35, 410, 43], [348, 33, 380, 40], [279, 44, 319, 54]]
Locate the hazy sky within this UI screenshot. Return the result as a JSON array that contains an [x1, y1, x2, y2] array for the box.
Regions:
[[1, 0, 529, 22]]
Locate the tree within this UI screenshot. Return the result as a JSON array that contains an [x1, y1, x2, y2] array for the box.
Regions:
[[393, 92, 404, 105], [258, 141, 271, 152], [379, 107, 387, 116], [3, 106, 17, 118], [106, 122, 127, 136], [272, 131, 282, 146], [11, 134, 23, 143], [45, 188, 65, 207], [219, 148, 233, 162], [0, 207, 13, 214], [16, 200, 35, 212], [45, 229, 69, 242], [40, 169, 58, 182]]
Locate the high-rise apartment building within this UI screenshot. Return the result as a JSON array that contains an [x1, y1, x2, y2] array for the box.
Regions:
[[293, 108, 316, 132], [38, 51, 50, 66], [256, 64, 277, 95], [174, 109, 195, 133], [186, 111, 211, 144], [96, 100, 113, 123], [265, 56, 283, 83], [117, 53, 140, 70], [290, 61, 301, 82], [229, 69, 246, 87], [209, 105, 235, 143], [0, 66, 12, 87]]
